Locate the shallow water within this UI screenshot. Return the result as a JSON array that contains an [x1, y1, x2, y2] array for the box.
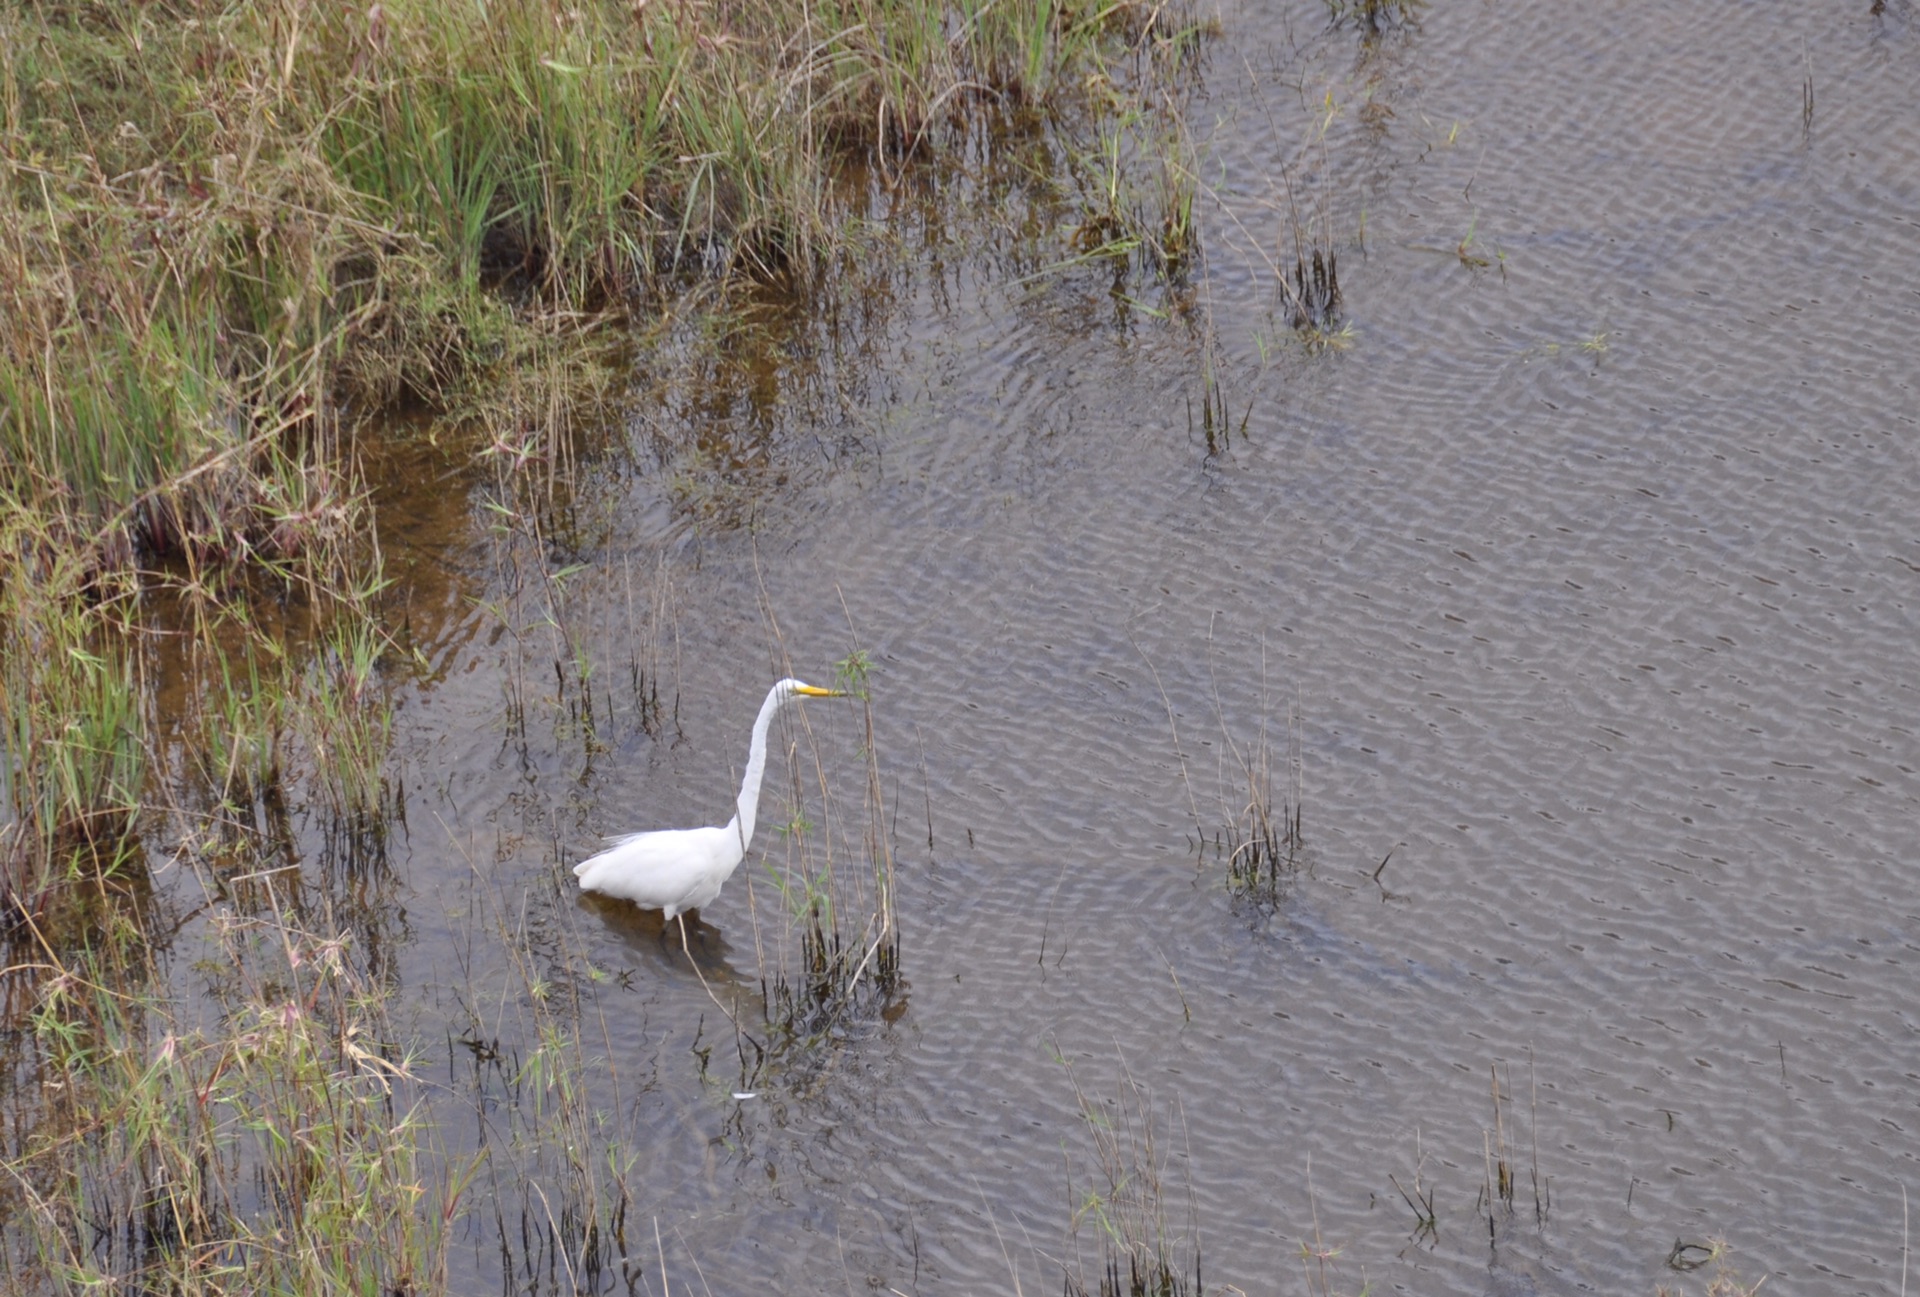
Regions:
[[156, 1, 1920, 1292]]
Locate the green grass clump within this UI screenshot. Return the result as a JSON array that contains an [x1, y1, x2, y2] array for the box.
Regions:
[[297, 615, 394, 832], [0, 0, 1193, 574], [5, 906, 468, 1294], [0, 514, 145, 898]]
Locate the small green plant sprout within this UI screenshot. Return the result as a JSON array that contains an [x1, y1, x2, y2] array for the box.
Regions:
[[1413, 114, 1468, 159], [1456, 214, 1492, 269], [834, 648, 873, 700], [1300, 320, 1358, 353], [1520, 328, 1611, 363], [1412, 210, 1502, 276]]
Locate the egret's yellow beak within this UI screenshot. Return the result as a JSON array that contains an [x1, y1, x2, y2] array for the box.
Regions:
[[794, 684, 848, 697]]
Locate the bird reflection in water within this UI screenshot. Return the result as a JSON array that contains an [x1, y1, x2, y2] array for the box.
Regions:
[[576, 888, 746, 984]]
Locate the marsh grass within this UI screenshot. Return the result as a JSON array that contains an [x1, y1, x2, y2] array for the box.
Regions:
[[1194, 674, 1307, 910], [0, 1, 1215, 1285], [1278, 125, 1345, 336], [1294, 1167, 1368, 1297], [2, 0, 1214, 901], [449, 867, 641, 1295], [1189, 353, 1250, 455], [1, 893, 468, 1294], [750, 641, 902, 1069], [1025, 3, 1212, 295], [1202, 74, 1367, 347], [1474, 1056, 1548, 1245], [1059, 1057, 1201, 1297], [473, 368, 684, 772], [0, 546, 145, 900], [296, 615, 397, 866], [186, 631, 288, 814]]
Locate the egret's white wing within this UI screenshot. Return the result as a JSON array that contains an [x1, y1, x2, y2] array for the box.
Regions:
[[572, 824, 741, 917]]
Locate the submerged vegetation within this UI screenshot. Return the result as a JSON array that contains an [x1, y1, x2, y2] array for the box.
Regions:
[[1323, 0, 1424, 35]]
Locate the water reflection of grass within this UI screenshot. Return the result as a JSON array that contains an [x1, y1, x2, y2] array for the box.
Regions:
[[1323, 0, 1424, 37]]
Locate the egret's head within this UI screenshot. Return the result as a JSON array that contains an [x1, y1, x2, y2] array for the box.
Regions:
[[780, 678, 848, 699]]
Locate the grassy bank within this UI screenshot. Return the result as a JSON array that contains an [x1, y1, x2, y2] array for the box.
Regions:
[[1, 0, 1206, 899], [1, 0, 1204, 553]]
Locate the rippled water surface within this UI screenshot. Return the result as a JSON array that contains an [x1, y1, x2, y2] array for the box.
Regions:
[[356, 2, 1920, 1292]]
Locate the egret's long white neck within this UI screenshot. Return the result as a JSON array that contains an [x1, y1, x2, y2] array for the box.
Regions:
[[727, 683, 789, 854]]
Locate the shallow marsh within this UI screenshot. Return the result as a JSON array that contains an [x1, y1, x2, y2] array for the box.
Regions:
[[7, 1, 1920, 1294]]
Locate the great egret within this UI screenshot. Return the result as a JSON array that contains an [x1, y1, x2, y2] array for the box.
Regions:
[[572, 678, 848, 923]]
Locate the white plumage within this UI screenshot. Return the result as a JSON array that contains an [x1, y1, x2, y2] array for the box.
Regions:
[[572, 678, 846, 920]]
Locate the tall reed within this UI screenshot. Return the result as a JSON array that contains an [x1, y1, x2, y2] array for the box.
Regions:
[[754, 646, 900, 1056]]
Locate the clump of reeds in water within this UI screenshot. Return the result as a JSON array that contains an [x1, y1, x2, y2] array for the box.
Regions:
[[1286, 244, 1341, 333], [1059, 1059, 1201, 1297], [0, 534, 145, 905], [1057, 1, 1216, 289], [448, 865, 643, 1297], [1323, 0, 1425, 35], [1259, 77, 1352, 344], [1201, 792, 1304, 907], [466, 337, 682, 769], [766, 894, 903, 1044], [3, 891, 465, 1294], [1476, 1057, 1549, 1242], [1278, 156, 1342, 337], [754, 647, 901, 1060], [1190, 687, 1307, 910]]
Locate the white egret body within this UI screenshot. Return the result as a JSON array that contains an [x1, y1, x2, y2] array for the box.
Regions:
[[572, 678, 845, 919]]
